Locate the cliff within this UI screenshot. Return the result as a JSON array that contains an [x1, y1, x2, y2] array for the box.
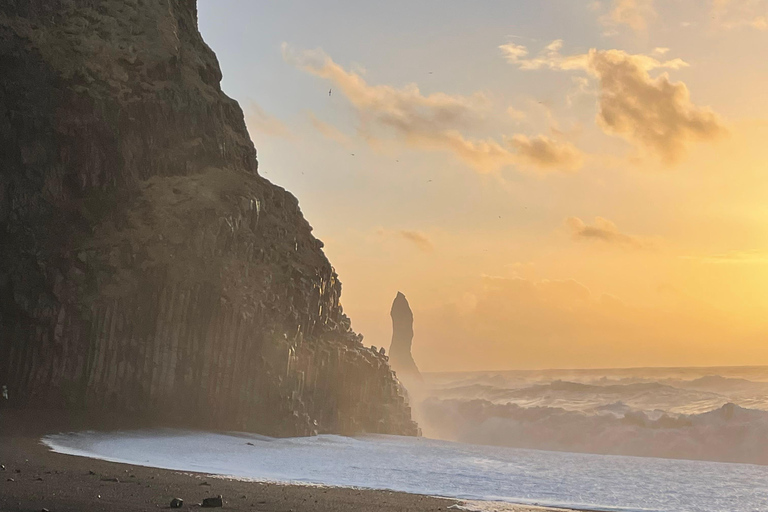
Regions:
[[388, 292, 422, 386], [0, 0, 417, 437]]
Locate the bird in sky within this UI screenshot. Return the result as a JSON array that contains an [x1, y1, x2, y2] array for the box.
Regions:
[[329, 88, 332, 96]]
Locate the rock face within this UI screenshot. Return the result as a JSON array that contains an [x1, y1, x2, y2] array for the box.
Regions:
[[0, 0, 417, 437], [388, 292, 422, 385]]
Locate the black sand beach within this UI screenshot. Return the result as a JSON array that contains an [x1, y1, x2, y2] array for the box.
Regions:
[[0, 411, 564, 512]]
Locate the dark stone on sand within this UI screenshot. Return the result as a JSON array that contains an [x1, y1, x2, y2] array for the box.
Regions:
[[170, 497, 184, 508], [201, 495, 223, 508]]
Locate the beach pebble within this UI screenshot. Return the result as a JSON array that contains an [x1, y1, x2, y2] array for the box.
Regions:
[[201, 495, 223, 508], [170, 497, 184, 508]]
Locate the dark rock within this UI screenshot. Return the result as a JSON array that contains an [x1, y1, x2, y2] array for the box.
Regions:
[[388, 292, 423, 385], [201, 495, 223, 508], [0, 1, 417, 437], [170, 497, 184, 508]]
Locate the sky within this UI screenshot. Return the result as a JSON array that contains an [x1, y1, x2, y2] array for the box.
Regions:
[[197, 0, 768, 372]]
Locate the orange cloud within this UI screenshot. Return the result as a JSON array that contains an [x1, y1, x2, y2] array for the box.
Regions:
[[590, 50, 726, 164], [307, 111, 351, 146], [712, 0, 768, 30], [284, 43, 585, 174], [509, 135, 584, 172], [377, 229, 434, 253], [501, 41, 726, 163], [603, 0, 656, 32], [566, 217, 650, 249], [244, 102, 293, 139], [416, 274, 742, 371]]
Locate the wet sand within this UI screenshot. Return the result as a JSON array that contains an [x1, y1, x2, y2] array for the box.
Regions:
[[0, 410, 569, 512]]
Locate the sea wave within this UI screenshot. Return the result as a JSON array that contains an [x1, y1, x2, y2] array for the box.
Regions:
[[419, 397, 768, 465]]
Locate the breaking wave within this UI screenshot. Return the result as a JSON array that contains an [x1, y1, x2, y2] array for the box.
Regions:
[[416, 367, 768, 465]]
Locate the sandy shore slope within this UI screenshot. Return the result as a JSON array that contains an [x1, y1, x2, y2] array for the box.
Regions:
[[0, 412, 570, 512]]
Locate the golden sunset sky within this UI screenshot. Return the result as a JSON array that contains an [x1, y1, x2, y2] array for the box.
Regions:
[[198, 0, 768, 371]]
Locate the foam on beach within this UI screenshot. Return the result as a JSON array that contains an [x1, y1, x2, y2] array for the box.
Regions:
[[43, 429, 768, 512]]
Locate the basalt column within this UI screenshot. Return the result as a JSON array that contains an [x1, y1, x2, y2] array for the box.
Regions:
[[388, 292, 423, 387], [0, 0, 417, 437]]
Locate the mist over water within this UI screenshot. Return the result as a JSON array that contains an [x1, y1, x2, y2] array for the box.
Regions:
[[415, 366, 768, 465]]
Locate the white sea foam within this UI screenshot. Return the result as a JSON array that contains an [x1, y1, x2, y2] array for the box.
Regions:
[[416, 367, 768, 465], [43, 428, 768, 512]]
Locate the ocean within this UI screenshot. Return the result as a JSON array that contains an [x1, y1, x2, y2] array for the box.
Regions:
[[418, 365, 768, 465], [43, 366, 768, 512]]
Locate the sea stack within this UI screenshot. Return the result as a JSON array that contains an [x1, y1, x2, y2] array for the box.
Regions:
[[388, 292, 423, 385], [0, 1, 417, 437]]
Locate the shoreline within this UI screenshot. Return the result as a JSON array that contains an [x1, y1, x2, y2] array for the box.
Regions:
[[0, 410, 574, 512]]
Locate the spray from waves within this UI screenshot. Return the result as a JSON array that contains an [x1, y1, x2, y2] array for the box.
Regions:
[[415, 367, 768, 465]]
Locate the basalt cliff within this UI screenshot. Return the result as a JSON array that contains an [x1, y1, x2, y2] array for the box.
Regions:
[[0, 0, 417, 436]]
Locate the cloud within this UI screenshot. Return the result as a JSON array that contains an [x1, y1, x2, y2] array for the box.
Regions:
[[283, 43, 585, 174], [683, 250, 768, 264], [244, 102, 293, 139], [590, 50, 726, 163], [509, 135, 585, 171], [307, 111, 351, 146], [566, 76, 595, 107], [417, 274, 741, 371], [566, 216, 650, 248], [603, 0, 657, 32], [377, 229, 434, 253], [712, 0, 768, 30], [499, 40, 591, 71], [501, 41, 726, 163], [506, 106, 526, 121], [499, 39, 688, 73]]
